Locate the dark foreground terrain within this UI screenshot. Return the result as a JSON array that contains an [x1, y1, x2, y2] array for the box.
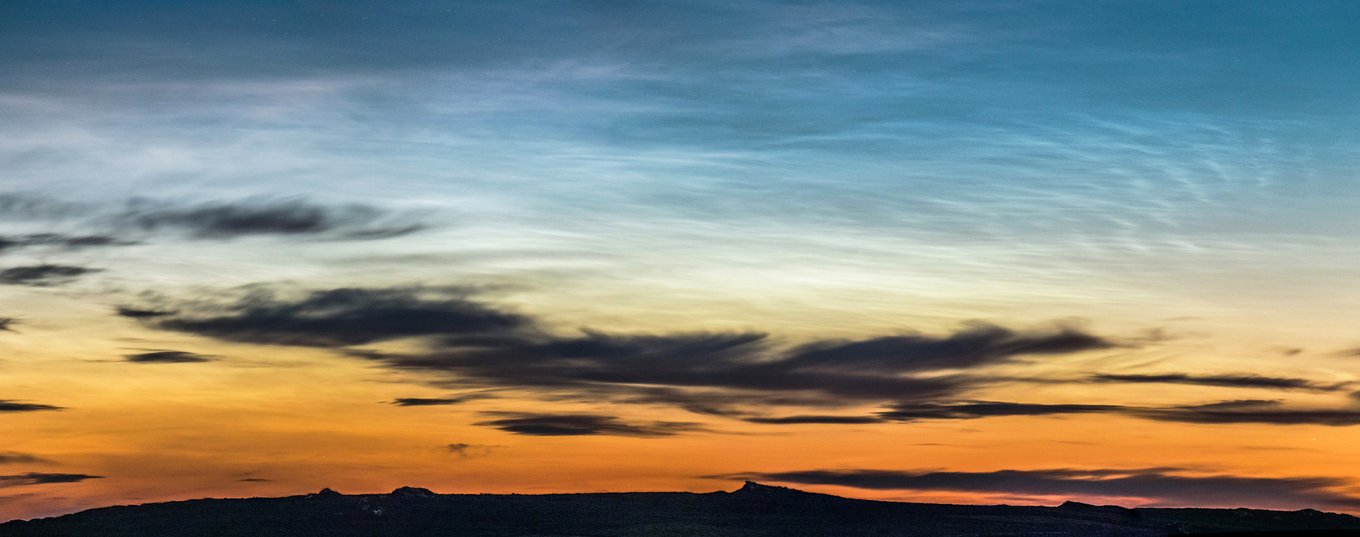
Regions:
[[4, 481, 1360, 536]]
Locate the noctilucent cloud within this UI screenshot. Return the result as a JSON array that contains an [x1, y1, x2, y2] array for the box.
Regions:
[[2, 0, 1360, 520]]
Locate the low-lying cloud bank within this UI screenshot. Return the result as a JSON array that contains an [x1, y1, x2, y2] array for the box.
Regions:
[[115, 284, 1360, 435], [713, 467, 1360, 510], [119, 286, 1117, 415]]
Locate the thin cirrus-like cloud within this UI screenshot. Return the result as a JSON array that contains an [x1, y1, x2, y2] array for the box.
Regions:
[[0, 452, 52, 465], [711, 467, 1360, 510], [445, 443, 496, 459]]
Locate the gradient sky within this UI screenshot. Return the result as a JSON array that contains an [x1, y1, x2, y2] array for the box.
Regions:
[[3, 0, 1360, 521]]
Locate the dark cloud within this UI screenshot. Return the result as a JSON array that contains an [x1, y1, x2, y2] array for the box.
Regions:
[[391, 397, 475, 407], [875, 399, 1360, 427], [0, 264, 101, 286], [743, 415, 887, 425], [0, 473, 102, 488], [0, 233, 132, 252], [878, 401, 1123, 422], [238, 478, 271, 483], [714, 468, 1360, 510], [123, 287, 529, 347], [122, 284, 1124, 416], [0, 453, 51, 465], [783, 323, 1114, 373], [124, 350, 215, 364], [368, 325, 1110, 409], [394, 330, 971, 406], [0, 318, 14, 332], [474, 412, 704, 437], [118, 283, 1360, 429], [114, 306, 177, 319], [1091, 373, 1346, 392], [115, 199, 423, 240], [1138, 399, 1360, 426], [0, 400, 62, 412]]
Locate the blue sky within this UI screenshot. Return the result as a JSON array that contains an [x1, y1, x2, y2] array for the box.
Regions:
[[3, 0, 1360, 518]]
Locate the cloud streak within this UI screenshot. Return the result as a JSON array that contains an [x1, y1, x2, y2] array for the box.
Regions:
[[122, 287, 528, 348], [0, 234, 132, 252], [0, 473, 102, 488], [0, 401, 62, 413], [123, 350, 215, 364], [879, 399, 1360, 427], [126, 285, 1121, 413], [0, 453, 50, 465], [390, 396, 480, 407], [121, 284, 1360, 429], [0, 264, 101, 286], [114, 198, 423, 240], [445, 443, 495, 458], [1091, 373, 1347, 392], [474, 412, 704, 437]]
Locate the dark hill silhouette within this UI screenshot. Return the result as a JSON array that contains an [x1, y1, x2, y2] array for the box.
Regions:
[[3, 482, 1360, 536]]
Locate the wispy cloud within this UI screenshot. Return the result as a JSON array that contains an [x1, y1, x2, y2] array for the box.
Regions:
[[445, 443, 496, 459], [0, 453, 51, 465]]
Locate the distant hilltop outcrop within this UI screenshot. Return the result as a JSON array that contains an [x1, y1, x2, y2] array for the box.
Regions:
[[4, 482, 1360, 536]]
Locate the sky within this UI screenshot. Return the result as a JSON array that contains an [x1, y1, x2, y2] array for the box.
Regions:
[[2, 0, 1360, 521]]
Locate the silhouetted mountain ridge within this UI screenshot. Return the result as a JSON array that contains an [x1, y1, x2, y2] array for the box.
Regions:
[[4, 482, 1360, 536]]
